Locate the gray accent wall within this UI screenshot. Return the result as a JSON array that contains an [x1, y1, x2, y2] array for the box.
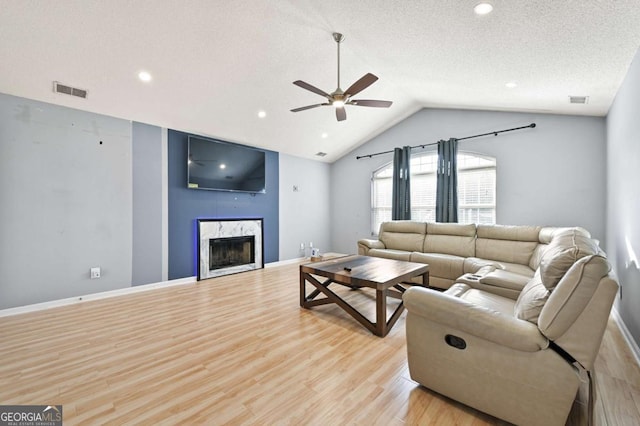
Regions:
[[0, 93, 133, 309], [132, 122, 163, 286], [607, 47, 640, 345], [330, 108, 607, 254], [279, 154, 331, 259]]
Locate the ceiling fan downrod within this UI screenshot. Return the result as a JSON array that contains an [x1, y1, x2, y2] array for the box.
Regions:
[[333, 32, 344, 91]]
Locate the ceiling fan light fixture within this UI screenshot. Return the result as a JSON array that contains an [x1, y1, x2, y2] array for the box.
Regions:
[[290, 32, 392, 121]]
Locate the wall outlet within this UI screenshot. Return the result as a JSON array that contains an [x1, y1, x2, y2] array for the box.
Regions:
[[90, 267, 101, 279]]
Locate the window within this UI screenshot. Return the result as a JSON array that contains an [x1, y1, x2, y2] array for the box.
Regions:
[[371, 152, 496, 235]]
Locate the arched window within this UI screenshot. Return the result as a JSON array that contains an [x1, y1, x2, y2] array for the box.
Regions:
[[371, 152, 496, 235]]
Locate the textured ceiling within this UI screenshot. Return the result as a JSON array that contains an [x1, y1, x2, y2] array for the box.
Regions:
[[1, 1, 639, 162]]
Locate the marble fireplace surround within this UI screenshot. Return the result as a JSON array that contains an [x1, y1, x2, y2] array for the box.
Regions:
[[197, 218, 264, 280]]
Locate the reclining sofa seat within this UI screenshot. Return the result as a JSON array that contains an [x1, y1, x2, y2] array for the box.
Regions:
[[402, 228, 618, 425]]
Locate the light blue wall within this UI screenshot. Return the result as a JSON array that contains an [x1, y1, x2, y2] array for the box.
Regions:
[[278, 153, 331, 259], [606, 47, 640, 344], [132, 122, 163, 286], [330, 109, 607, 254], [0, 93, 133, 308]]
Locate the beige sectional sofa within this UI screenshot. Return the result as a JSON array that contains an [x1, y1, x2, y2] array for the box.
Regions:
[[358, 221, 588, 297], [359, 221, 618, 425]]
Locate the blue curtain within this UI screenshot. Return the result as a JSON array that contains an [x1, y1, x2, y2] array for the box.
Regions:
[[392, 146, 411, 220], [436, 138, 458, 222]]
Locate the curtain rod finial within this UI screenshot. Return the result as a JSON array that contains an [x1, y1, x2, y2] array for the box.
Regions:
[[530, 123, 536, 128]]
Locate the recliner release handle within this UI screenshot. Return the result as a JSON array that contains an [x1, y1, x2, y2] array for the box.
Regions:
[[445, 334, 467, 350]]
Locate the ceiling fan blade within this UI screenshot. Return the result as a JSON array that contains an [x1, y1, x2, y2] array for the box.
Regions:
[[293, 80, 331, 99], [344, 73, 378, 97], [291, 103, 329, 112], [348, 99, 393, 108], [336, 106, 347, 121]]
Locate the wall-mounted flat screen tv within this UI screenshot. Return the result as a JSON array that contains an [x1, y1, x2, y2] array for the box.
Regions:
[[188, 135, 266, 193]]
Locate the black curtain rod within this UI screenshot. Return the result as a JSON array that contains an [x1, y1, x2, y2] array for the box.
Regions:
[[355, 122, 536, 160]]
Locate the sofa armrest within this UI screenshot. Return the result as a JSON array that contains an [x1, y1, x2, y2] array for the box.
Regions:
[[357, 239, 385, 255], [403, 287, 548, 352]]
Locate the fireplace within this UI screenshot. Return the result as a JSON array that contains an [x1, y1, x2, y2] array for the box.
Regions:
[[209, 236, 255, 270], [197, 218, 263, 280]]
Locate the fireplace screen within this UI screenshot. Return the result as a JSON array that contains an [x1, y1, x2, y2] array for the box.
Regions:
[[209, 236, 256, 271]]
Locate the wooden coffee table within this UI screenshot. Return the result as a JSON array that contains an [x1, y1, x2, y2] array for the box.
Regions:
[[299, 255, 429, 337]]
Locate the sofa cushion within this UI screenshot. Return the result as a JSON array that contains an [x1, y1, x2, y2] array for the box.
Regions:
[[424, 223, 476, 257], [529, 227, 592, 270], [478, 270, 531, 291], [378, 221, 427, 252], [539, 231, 599, 290], [463, 257, 535, 278], [458, 287, 516, 316], [475, 225, 541, 266], [411, 252, 465, 280], [538, 226, 591, 244], [367, 248, 412, 261], [514, 271, 549, 324], [539, 255, 611, 340]]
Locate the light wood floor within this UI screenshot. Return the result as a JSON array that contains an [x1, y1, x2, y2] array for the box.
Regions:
[[1, 260, 639, 425]]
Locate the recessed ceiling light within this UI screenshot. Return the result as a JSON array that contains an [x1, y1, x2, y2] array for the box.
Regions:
[[138, 71, 152, 82], [321, 133, 328, 138], [220, 164, 226, 169], [258, 110, 266, 118], [474, 2, 493, 15], [505, 82, 517, 89]]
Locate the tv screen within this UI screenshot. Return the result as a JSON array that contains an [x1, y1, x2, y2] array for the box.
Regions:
[[188, 136, 266, 193]]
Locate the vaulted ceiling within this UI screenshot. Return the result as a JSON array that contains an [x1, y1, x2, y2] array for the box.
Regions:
[[1, 1, 639, 162]]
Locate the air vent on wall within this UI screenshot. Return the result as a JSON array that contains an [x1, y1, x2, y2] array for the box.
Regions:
[[569, 96, 589, 104], [315, 152, 327, 157], [53, 81, 88, 99]]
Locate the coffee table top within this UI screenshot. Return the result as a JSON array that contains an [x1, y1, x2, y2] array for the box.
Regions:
[[301, 255, 429, 289]]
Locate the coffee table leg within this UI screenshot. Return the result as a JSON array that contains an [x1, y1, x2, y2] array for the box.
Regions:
[[300, 270, 307, 307], [423, 271, 430, 287], [376, 289, 387, 337]]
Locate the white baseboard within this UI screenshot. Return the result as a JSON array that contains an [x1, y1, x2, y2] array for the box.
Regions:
[[0, 276, 197, 318], [266, 257, 306, 267], [611, 307, 640, 368], [0, 256, 322, 318]]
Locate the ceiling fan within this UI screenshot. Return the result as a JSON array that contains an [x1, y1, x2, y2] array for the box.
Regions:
[[290, 32, 392, 122]]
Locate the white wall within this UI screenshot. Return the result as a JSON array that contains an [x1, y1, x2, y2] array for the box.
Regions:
[[330, 108, 607, 254], [0, 93, 133, 308], [606, 47, 640, 344], [279, 154, 331, 259]]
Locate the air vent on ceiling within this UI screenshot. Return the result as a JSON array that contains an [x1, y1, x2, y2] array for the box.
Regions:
[[315, 152, 327, 157], [53, 81, 88, 99], [569, 96, 589, 104]]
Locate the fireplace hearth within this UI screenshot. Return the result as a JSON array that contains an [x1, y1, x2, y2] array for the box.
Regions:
[[197, 218, 264, 280]]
